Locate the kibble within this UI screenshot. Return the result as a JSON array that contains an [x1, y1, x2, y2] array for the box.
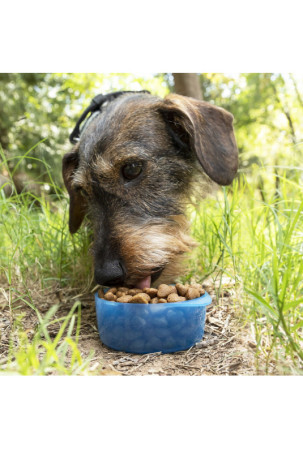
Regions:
[[143, 287, 158, 298], [157, 284, 177, 298], [104, 292, 117, 301], [119, 287, 129, 293], [191, 283, 205, 295], [108, 287, 117, 294], [99, 282, 205, 304], [129, 293, 150, 304], [116, 290, 127, 298], [128, 288, 143, 295], [167, 293, 185, 303], [116, 295, 132, 303], [175, 283, 188, 296], [98, 288, 105, 298], [186, 287, 200, 300]]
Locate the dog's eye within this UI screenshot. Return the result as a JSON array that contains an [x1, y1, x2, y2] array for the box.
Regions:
[[121, 162, 143, 181], [75, 186, 89, 197]]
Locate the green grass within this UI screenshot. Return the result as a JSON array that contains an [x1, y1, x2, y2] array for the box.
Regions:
[[1, 302, 96, 375], [189, 165, 303, 373], [0, 148, 95, 375], [1, 149, 303, 375]]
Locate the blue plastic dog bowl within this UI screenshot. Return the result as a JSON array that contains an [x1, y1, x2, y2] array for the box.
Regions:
[[95, 289, 212, 354]]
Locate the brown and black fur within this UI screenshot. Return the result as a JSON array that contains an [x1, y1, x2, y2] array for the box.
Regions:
[[62, 92, 238, 287]]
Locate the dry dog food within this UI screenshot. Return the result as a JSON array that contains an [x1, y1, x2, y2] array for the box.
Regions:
[[98, 283, 205, 304]]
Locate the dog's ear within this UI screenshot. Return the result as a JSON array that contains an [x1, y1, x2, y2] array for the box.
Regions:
[[159, 94, 238, 185], [62, 145, 86, 233]]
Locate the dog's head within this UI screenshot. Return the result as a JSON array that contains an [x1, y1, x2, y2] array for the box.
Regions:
[[63, 92, 238, 288]]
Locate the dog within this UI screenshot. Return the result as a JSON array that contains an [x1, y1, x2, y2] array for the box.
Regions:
[[62, 90, 238, 290]]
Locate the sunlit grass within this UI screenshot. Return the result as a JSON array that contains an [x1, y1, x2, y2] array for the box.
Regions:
[[0, 144, 93, 289], [1, 301, 96, 375], [1, 148, 303, 374], [189, 167, 303, 372], [0, 149, 95, 375]]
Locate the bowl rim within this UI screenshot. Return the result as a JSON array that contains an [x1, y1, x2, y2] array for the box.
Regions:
[[95, 290, 212, 308]]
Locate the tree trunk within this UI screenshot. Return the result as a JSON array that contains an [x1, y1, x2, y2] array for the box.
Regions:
[[172, 73, 203, 100], [271, 77, 297, 146]]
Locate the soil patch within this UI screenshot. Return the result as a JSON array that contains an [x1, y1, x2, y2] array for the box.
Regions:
[[0, 279, 275, 375]]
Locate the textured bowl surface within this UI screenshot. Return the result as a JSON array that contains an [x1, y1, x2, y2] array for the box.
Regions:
[[95, 289, 212, 354]]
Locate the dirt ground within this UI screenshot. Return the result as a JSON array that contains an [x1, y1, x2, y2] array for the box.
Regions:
[[0, 278, 276, 375]]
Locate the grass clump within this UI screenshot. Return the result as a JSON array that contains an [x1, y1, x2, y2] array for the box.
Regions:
[[1, 302, 95, 375], [0, 149, 94, 375], [1, 147, 303, 374], [190, 164, 303, 372]]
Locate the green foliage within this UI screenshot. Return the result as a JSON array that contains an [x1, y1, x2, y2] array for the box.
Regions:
[[1, 73, 303, 374], [1, 302, 94, 375], [189, 164, 303, 371], [0, 73, 169, 187], [199, 73, 303, 173], [2, 73, 302, 191], [0, 149, 94, 375], [1, 144, 303, 373], [0, 156, 93, 293]]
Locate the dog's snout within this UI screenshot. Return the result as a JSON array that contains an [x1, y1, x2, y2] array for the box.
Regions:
[[94, 260, 125, 286]]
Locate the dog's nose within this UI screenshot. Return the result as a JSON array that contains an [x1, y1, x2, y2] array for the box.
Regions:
[[94, 260, 125, 286]]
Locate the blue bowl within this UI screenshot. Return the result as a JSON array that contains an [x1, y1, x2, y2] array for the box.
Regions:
[[95, 289, 212, 354]]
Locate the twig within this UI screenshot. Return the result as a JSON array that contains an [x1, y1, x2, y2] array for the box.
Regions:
[[125, 363, 144, 374], [222, 314, 231, 334]]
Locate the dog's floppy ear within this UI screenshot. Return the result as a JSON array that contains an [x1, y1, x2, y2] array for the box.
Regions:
[[159, 94, 238, 186], [62, 145, 86, 233]]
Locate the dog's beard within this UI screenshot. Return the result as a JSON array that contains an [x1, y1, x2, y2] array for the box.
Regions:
[[115, 215, 196, 287]]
